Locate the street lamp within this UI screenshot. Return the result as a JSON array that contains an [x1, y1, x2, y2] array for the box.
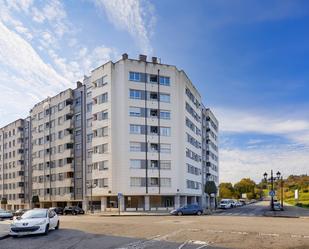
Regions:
[[263, 170, 284, 211], [86, 182, 96, 213]]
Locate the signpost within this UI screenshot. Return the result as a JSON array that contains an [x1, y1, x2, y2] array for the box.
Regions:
[[269, 190, 275, 197], [118, 193, 123, 215]]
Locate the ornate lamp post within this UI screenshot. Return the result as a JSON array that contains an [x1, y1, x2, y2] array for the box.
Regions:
[[263, 170, 283, 211]]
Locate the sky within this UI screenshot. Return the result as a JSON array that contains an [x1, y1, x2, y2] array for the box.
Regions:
[[0, 0, 309, 183]]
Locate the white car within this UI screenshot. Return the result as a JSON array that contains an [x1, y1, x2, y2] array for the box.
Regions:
[[9, 208, 59, 237], [0, 208, 13, 219], [219, 199, 233, 209]]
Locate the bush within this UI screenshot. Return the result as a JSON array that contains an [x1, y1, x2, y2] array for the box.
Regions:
[[303, 189, 309, 193]]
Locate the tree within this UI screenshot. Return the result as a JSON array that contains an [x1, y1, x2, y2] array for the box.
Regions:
[[219, 182, 234, 199], [234, 178, 256, 199], [1, 197, 7, 205], [32, 195, 40, 207], [205, 181, 218, 210]]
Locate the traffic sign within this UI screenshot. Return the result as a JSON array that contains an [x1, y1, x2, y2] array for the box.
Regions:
[[269, 190, 275, 197]]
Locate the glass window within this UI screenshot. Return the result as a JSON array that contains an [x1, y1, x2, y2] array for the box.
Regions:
[[160, 127, 171, 136], [130, 160, 141, 169], [159, 76, 170, 86], [129, 72, 141, 81], [130, 125, 142, 134], [160, 110, 170, 119], [130, 142, 142, 152], [129, 89, 142, 99], [160, 93, 170, 103], [129, 107, 141, 117]]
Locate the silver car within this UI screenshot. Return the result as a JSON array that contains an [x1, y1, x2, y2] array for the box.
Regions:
[[0, 208, 13, 219]]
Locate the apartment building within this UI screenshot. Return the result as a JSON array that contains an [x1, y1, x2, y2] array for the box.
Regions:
[[202, 108, 219, 208], [0, 54, 219, 211], [30, 82, 91, 208], [0, 118, 31, 210], [87, 54, 217, 211]]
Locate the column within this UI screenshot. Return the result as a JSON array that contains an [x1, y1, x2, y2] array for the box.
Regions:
[[174, 195, 180, 209], [101, 197, 107, 211], [119, 197, 125, 212], [144, 196, 150, 211], [82, 199, 89, 211]]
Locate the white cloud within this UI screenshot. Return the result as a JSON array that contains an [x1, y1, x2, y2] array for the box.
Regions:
[[220, 145, 309, 184], [0, 20, 72, 126], [214, 107, 309, 145], [94, 0, 156, 54]]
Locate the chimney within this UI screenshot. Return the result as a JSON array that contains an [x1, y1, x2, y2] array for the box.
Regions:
[[152, 57, 158, 64], [76, 81, 83, 88], [122, 53, 128, 60], [139, 54, 147, 62]]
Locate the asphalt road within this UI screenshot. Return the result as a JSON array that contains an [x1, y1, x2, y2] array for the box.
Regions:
[[2, 202, 309, 249], [0, 229, 224, 249], [214, 201, 268, 217]]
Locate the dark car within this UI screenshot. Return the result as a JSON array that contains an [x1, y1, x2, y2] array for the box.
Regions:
[[50, 207, 64, 215], [13, 209, 29, 217], [170, 204, 203, 216], [63, 206, 85, 215]]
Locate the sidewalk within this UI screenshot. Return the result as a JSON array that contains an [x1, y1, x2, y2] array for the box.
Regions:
[[87, 209, 221, 217], [0, 219, 11, 240], [263, 203, 309, 218]]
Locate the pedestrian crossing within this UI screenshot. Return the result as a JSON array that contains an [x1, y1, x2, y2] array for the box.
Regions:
[[213, 212, 264, 217]]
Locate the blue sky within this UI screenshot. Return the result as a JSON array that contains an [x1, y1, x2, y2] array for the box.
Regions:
[[0, 0, 309, 183]]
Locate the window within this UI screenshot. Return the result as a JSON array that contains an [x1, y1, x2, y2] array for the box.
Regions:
[[161, 160, 171, 170], [160, 93, 170, 103], [87, 134, 93, 143], [130, 89, 142, 99], [87, 103, 92, 112], [38, 112, 44, 120], [129, 72, 145, 82], [150, 177, 159, 186], [98, 178, 108, 188], [75, 97, 81, 106], [149, 74, 158, 83], [93, 127, 108, 137], [97, 93, 108, 104], [58, 102, 64, 111], [130, 177, 142, 187], [150, 143, 158, 152], [130, 160, 142, 169], [160, 143, 171, 153], [129, 107, 142, 117], [150, 126, 158, 135], [130, 125, 142, 134], [149, 92, 158, 100], [160, 110, 170, 120], [159, 76, 170, 86], [93, 144, 108, 154], [130, 142, 142, 152], [75, 113, 81, 121], [150, 109, 158, 118], [160, 178, 171, 187], [160, 127, 171, 136], [94, 110, 108, 121], [87, 118, 92, 127], [93, 75, 108, 87], [93, 161, 108, 171]]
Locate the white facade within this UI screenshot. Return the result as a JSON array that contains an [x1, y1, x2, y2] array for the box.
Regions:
[[87, 54, 216, 211]]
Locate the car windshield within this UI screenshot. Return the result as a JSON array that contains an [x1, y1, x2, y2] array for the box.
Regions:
[[21, 209, 47, 219]]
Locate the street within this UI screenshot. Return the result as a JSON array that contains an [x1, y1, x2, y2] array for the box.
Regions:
[[1, 202, 309, 249], [214, 201, 269, 217]]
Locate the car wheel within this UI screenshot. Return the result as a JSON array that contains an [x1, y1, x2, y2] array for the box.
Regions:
[[197, 211, 202, 216], [55, 221, 60, 230], [177, 211, 183, 216], [44, 224, 49, 235]]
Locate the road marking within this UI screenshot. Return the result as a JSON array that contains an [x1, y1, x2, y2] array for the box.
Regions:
[[231, 231, 249, 235], [207, 229, 223, 233], [259, 233, 279, 237], [303, 235, 309, 239], [291, 234, 302, 238]]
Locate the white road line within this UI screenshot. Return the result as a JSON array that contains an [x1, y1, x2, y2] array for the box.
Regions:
[[291, 234, 302, 238], [259, 233, 279, 237]]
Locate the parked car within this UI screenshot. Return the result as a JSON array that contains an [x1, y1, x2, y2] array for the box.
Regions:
[[49, 207, 63, 215], [9, 208, 59, 237], [170, 204, 203, 216], [63, 206, 85, 215], [13, 209, 29, 217], [273, 202, 283, 211], [219, 199, 233, 209], [0, 209, 13, 219], [239, 199, 246, 206], [234, 201, 243, 207]]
